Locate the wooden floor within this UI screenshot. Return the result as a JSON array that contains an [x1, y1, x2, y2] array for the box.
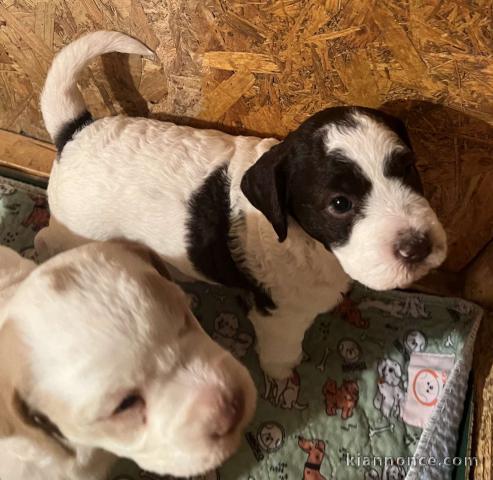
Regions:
[[0, 129, 54, 178]]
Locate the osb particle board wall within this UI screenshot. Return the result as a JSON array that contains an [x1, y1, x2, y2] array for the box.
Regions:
[[1, 1, 493, 477], [0, 0, 492, 273]]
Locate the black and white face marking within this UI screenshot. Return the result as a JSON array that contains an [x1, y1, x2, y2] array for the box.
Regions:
[[384, 147, 423, 196], [287, 148, 372, 250], [241, 106, 447, 291]]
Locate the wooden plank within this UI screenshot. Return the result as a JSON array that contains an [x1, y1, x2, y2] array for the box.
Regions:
[[0, 4, 53, 72], [34, 1, 55, 48], [0, 129, 54, 177], [333, 49, 381, 107], [203, 52, 281, 74], [199, 70, 256, 121], [473, 311, 493, 480], [371, 2, 443, 96]]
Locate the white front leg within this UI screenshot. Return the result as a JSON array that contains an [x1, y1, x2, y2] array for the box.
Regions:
[[250, 307, 316, 379]]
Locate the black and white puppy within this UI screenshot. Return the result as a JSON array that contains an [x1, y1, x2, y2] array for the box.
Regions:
[[37, 31, 447, 379]]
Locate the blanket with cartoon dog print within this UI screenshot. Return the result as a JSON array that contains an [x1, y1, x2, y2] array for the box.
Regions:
[[0, 176, 481, 480]]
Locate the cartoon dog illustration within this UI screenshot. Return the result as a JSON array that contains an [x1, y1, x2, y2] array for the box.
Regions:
[[323, 378, 359, 419], [337, 338, 366, 372], [383, 464, 406, 480], [404, 330, 427, 355], [338, 338, 362, 365], [256, 421, 285, 453], [263, 370, 308, 410], [401, 296, 428, 318], [337, 295, 368, 328], [0, 184, 16, 196], [364, 468, 381, 480], [211, 312, 253, 359], [22, 195, 50, 232], [298, 437, 327, 480], [364, 464, 406, 480], [374, 359, 405, 418], [360, 297, 428, 319], [452, 300, 473, 316]]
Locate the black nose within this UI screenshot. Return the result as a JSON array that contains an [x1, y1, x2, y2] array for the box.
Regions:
[[395, 231, 432, 264]]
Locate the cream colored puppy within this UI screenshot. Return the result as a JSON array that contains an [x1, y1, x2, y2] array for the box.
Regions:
[[0, 242, 256, 480]]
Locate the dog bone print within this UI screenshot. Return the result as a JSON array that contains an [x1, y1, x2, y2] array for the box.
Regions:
[[369, 423, 395, 438]]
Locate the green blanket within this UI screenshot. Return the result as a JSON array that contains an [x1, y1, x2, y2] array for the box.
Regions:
[[0, 176, 480, 480]]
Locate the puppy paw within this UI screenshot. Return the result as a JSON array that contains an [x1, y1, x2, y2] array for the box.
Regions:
[[34, 229, 48, 259], [34, 228, 56, 262], [261, 361, 294, 380]]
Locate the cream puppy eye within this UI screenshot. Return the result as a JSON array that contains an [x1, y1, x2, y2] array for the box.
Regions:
[[113, 393, 144, 416]]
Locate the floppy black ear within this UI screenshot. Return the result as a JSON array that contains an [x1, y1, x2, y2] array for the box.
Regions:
[[240, 142, 290, 242], [374, 110, 413, 149]]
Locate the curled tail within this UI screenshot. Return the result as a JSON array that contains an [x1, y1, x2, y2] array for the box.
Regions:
[[40, 30, 154, 151]]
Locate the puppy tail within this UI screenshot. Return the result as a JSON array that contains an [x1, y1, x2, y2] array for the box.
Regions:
[[40, 30, 154, 151]]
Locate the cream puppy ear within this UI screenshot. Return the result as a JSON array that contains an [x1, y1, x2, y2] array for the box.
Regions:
[[0, 339, 75, 480], [0, 247, 36, 328], [0, 390, 74, 461], [110, 239, 172, 280], [0, 324, 114, 480], [0, 247, 75, 478], [0, 246, 36, 287]]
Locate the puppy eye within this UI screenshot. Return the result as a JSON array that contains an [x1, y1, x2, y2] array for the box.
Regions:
[[329, 196, 353, 214], [113, 393, 143, 415]]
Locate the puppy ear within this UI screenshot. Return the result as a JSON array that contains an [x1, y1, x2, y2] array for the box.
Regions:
[[112, 240, 172, 280], [394, 362, 402, 378], [374, 110, 413, 149], [144, 249, 172, 281], [0, 384, 73, 470], [240, 142, 290, 242], [0, 247, 36, 330]]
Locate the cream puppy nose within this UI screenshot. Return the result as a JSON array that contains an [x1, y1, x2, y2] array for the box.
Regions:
[[208, 389, 245, 439]]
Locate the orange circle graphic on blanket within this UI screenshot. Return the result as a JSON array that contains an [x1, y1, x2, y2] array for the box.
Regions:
[[412, 368, 440, 407]]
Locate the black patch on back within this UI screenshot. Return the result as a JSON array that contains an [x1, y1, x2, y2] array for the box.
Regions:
[[54, 110, 93, 152], [187, 166, 275, 314]]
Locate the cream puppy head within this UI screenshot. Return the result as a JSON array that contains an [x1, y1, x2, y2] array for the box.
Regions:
[[0, 242, 256, 478]]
